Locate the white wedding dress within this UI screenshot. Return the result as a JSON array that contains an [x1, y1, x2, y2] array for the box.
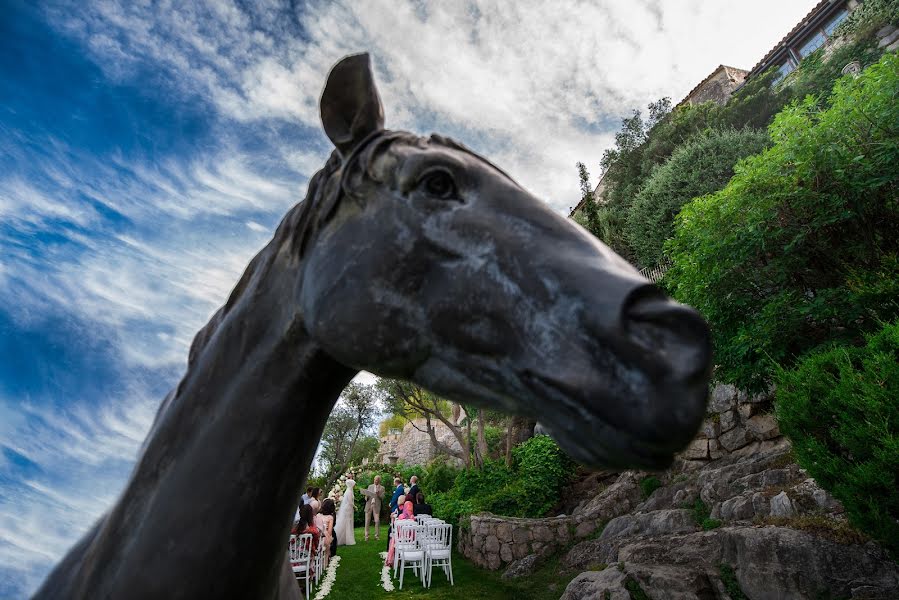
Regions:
[[334, 478, 356, 546]]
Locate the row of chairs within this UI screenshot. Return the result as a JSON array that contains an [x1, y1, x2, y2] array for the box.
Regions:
[[392, 515, 454, 589], [288, 534, 325, 599]]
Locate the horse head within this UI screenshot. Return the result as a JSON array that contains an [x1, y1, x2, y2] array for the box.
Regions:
[[300, 54, 712, 470]]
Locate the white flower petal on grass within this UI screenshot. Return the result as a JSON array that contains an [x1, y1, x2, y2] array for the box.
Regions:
[[378, 551, 395, 592], [311, 555, 341, 600]]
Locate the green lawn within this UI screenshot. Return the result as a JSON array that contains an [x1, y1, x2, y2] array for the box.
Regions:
[[314, 527, 575, 600]]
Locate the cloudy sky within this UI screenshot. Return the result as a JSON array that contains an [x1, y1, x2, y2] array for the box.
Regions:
[[1, 0, 818, 595]]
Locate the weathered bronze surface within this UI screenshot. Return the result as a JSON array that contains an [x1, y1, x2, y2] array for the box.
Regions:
[[35, 53, 711, 599]]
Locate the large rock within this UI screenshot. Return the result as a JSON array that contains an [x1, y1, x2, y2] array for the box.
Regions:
[[708, 384, 738, 413], [719, 425, 750, 451], [560, 569, 630, 600], [501, 553, 540, 580], [601, 510, 698, 540], [616, 526, 899, 599], [746, 413, 780, 441]]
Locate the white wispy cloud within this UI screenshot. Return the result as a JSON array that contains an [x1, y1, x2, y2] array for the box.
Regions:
[[48, 0, 816, 209]]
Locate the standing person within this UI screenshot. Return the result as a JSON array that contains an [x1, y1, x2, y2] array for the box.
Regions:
[[389, 478, 404, 512], [386, 477, 404, 550], [407, 476, 420, 503], [301, 487, 312, 506], [316, 498, 336, 566], [334, 473, 356, 546], [363, 476, 385, 541]]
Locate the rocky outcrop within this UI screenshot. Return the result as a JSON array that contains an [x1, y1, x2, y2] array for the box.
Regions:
[[560, 437, 899, 598], [562, 526, 899, 600]]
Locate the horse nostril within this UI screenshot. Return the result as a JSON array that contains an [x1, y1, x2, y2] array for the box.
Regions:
[[625, 295, 712, 382]]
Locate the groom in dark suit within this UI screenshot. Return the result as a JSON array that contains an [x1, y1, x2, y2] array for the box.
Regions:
[[387, 477, 404, 550]]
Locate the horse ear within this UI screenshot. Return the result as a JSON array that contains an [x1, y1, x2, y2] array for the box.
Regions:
[[320, 53, 385, 157]]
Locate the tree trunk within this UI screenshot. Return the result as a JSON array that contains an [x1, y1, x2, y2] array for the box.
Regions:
[[505, 415, 515, 467], [477, 408, 488, 462]]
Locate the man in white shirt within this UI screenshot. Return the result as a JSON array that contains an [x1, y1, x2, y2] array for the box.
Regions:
[[301, 486, 313, 505]]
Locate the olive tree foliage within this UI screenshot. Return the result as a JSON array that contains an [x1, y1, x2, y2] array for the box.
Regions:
[[666, 54, 899, 392], [378, 378, 473, 468], [626, 128, 771, 268], [317, 382, 381, 484]]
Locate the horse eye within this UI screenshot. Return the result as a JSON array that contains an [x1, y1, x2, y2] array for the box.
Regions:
[[420, 171, 456, 199]]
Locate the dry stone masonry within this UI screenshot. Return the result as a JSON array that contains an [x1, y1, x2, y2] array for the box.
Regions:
[[458, 383, 899, 599]]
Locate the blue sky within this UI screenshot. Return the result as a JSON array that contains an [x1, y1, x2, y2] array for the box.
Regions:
[[0, 1, 817, 596]]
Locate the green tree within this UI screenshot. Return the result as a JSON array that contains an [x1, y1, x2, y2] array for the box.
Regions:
[[626, 128, 770, 268], [776, 321, 899, 557], [666, 54, 899, 391], [317, 382, 381, 483]]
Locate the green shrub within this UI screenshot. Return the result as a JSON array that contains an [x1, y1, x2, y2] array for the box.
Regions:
[[691, 499, 721, 530], [422, 456, 460, 495], [427, 435, 576, 522], [639, 476, 662, 499], [627, 128, 770, 268], [666, 53, 899, 391], [718, 564, 748, 600], [776, 321, 899, 557]]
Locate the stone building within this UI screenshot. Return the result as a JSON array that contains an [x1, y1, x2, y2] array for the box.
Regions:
[[375, 417, 465, 466], [675, 65, 748, 109], [745, 0, 857, 85]]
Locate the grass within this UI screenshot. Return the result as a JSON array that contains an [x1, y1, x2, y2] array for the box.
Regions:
[[315, 527, 577, 600]]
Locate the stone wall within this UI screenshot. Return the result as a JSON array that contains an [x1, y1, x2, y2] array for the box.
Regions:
[[458, 514, 574, 570]]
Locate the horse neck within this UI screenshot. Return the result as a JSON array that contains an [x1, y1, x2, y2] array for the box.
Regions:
[[84, 243, 357, 595]]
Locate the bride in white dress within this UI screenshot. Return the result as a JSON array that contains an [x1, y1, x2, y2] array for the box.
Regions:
[[334, 476, 356, 546]]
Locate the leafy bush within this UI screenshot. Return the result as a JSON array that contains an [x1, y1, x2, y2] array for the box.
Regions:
[[776, 321, 899, 557], [428, 435, 575, 523], [836, 0, 899, 40], [626, 128, 770, 268], [639, 476, 662, 499], [422, 456, 460, 495], [666, 53, 899, 391], [691, 498, 722, 530]]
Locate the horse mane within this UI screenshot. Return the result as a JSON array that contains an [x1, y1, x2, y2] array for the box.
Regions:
[[181, 130, 485, 378], [183, 149, 345, 374]]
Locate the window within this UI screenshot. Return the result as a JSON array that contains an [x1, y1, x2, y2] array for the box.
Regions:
[[773, 60, 797, 84], [823, 8, 849, 36], [798, 30, 827, 57]]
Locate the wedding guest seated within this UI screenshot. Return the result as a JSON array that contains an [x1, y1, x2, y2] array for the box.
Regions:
[[316, 498, 336, 565], [309, 487, 322, 514], [384, 500, 415, 567], [412, 492, 432, 516], [292, 504, 320, 557]]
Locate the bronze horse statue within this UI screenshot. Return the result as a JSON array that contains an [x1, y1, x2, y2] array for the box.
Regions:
[[35, 54, 711, 599]]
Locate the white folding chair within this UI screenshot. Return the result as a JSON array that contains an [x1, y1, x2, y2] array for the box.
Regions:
[[396, 524, 426, 589], [392, 520, 417, 578], [424, 523, 454, 588], [288, 533, 314, 599], [313, 547, 323, 585]]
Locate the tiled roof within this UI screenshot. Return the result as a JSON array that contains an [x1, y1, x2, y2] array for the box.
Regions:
[[747, 0, 834, 76]]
